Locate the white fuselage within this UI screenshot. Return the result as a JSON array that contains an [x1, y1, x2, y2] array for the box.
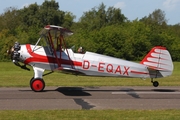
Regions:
[[18, 44, 152, 79], [11, 25, 174, 92]]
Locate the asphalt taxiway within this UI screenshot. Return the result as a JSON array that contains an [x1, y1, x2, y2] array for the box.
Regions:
[[0, 86, 180, 110]]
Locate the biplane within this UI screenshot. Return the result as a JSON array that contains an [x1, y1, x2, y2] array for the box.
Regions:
[[9, 25, 174, 92]]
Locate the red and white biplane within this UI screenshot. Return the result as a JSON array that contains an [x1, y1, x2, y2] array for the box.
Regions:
[[9, 25, 174, 92]]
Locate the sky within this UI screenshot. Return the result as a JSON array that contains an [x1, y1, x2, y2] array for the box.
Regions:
[[0, 0, 179, 25]]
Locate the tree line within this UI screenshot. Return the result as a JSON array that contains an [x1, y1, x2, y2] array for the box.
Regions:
[[0, 0, 180, 61]]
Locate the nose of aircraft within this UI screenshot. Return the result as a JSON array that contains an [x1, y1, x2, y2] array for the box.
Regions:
[[7, 42, 21, 63], [7, 42, 30, 71]]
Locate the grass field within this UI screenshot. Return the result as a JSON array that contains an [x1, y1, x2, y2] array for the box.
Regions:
[[0, 62, 180, 120], [0, 110, 180, 120]]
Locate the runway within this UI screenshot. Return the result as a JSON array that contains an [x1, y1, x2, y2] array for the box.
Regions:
[[0, 86, 180, 110]]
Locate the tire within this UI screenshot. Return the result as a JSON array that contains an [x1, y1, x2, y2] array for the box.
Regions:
[[153, 81, 159, 87], [30, 78, 45, 92], [30, 77, 34, 86]]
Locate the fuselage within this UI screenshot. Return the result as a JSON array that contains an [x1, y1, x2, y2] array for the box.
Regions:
[[18, 44, 151, 79]]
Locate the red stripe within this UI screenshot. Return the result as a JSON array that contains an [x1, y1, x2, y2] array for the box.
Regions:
[[148, 66, 166, 71], [140, 46, 167, 64], [24, 44, 82, 67], [131, 70, 149, 75]]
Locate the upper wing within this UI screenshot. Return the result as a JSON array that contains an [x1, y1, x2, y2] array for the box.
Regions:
[[43, 25, 73, 36]]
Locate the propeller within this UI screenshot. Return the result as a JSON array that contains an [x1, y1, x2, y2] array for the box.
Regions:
[[7, 42, 30, 71], [12, 42, 21, 62], [7, 42, 20, 63]]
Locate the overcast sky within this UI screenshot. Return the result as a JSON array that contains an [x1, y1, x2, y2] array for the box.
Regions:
[[0, 0, 179, 25]]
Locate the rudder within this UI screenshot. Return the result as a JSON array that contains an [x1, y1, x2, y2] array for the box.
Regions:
[[140, 46, 173, 78]]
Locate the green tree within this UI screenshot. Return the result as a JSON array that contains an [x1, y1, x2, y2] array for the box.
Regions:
[[0, 7, 21, 34], [38, 0, 64, 26], [140, 9, 167, 26], [0, 29, 18, 61], [79, 3, 127, 31], [19, 0, 66, 28], [62, 12, 76, 28], [19, 3, 40, 27]]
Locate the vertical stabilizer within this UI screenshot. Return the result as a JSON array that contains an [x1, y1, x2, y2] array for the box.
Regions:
[[140, 46, 173, 78]]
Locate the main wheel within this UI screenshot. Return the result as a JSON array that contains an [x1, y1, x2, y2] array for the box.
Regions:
[[30, 78, 45, 92], [153, 81, 159, 87]]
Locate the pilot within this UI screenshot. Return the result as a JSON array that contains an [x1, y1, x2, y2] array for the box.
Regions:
[[78, 46, 83, 53]]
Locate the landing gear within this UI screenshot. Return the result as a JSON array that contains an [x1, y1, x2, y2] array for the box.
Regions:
[[30, 78, 45, 92], [151, 78, 159, 87], [30, 66, 45, 92]]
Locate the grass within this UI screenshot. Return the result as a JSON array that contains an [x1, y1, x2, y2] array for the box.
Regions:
[[0, 62, 179, 87], [0, 110, 180, 120], [0, 62, 180, 120]]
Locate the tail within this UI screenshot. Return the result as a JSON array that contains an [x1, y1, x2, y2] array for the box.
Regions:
[[140, 46, 173, 78]]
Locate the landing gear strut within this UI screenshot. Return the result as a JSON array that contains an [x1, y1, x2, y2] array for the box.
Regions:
[[151, 78, 159, 87]]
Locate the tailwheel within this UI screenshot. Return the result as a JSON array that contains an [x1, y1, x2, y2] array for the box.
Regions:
[[151, 79, 159, 87], [30, 78, 45, 92], [153, 81, 159, 87]]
